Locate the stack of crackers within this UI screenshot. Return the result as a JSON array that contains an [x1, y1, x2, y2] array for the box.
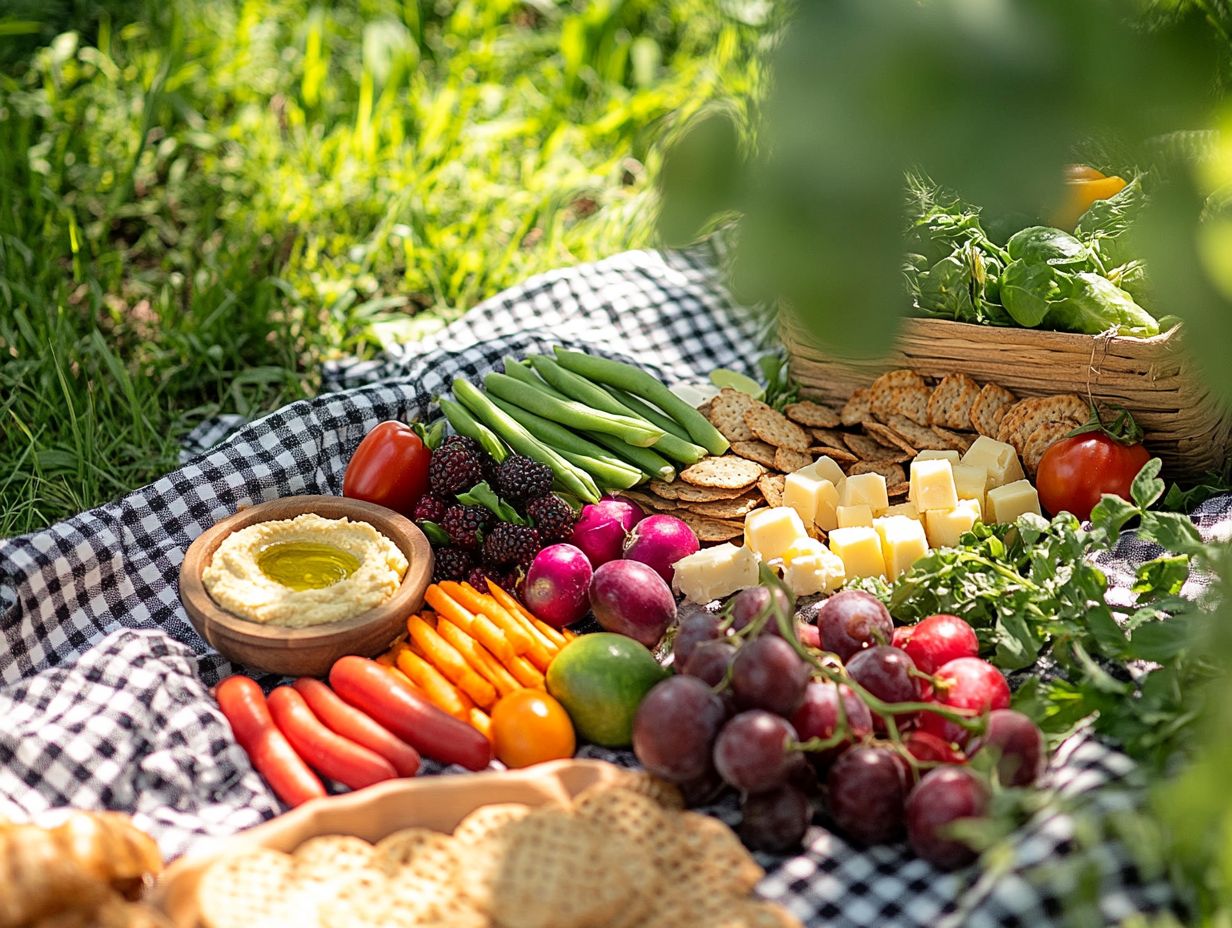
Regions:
[[621, 374, 1088, 545], [194, 770, 801, 928]]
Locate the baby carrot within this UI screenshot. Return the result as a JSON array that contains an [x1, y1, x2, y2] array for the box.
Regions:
[[395, 647, 472, 722], [506, 654, 546, 690], [442, 581, 536, 656], [469, 708, 493, 741], [406, 614, 497, 709], [487, 580, 569, 650], [437, 619, 522, 698], [426, 583, 516, 662]]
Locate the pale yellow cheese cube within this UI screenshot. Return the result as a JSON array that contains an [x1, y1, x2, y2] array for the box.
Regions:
[[827, 527, 886, 579], [780, 538, 846, 596], [952, 463, 988, 511], [744, 507, 809, 562], [924, 498, 982, 549], [914, 449, 961, 467], [784, 472, 840, 533], [962, 436, 1024, 489], [909, 459, 959, 512], [799, 456, 847, 487], [839, 473, 889, 514], [836, 504, 874, 528], [986, 479, 1041, 523], [874, 516, 930, 581], [883, 501, 919, 519], [672, 543, 760, 604]]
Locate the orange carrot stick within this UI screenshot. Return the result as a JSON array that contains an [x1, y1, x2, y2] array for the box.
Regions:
[[469, 708, 493, 741], [424, 584, 515, 662], [487, 580, 569, 651], [442, 581, 536, 656], [438, 619, 522, 697], [406, 614, 498, 708], [395, 647, 472, 722], [506, 654, 546, 689]]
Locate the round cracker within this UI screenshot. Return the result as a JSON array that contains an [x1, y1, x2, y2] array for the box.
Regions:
[[783, 400, 840, 429], [706, 388, 758, 443], [648, 479, 747, 502], [744, 406, 811, 452], [197, 849, 305, 928], [841, 388, 872, 427], [730, 439, 778, 469], [452, 803, 535, 848], [679, 456, 764, 490], [1022, 420, 1075, 475], [774, 447, 814, 474]]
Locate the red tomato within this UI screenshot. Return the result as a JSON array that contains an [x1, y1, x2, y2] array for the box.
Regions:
[[1035, 433, 1150, 521], [342, 421, 430, 516]]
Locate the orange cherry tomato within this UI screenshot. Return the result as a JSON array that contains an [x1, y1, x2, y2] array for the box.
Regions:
[[490, 690, 576, 769]]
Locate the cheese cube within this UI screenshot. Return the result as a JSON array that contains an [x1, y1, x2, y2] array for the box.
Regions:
[[986, 479, 1042, 523], [924, 499, 982, 548], [873, 515, 930, 581], [784, 472, 840, 532], [672, 543, 759, 604], [909, 459, 959, 512], [839, 473, 889, 514], [744, 507, 809, 562], [914, 449, 961, 467], [883, 501, 919, 519], [962, 436, 1025, 489], [780, 538, 846, 596], [952, 463, 988, 511], [836, 504, 874, 528], [802, 456, 847, 487], [827, 527, 886, 579]]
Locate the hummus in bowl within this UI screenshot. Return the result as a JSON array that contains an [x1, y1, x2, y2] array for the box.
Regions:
[[201, 513, 409, 628]]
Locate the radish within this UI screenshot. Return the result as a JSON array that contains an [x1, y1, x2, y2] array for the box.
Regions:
[[623, 514, 699, 586], [523, 544, 593, 629], [569, 496, 645, 567], [589, 560, 677, 648]]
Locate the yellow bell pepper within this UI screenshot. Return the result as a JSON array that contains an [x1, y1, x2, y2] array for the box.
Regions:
[[1055, 167, 1127, 229]]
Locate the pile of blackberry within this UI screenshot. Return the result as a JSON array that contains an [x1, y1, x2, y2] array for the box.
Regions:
[[415, 437, 578, 586]]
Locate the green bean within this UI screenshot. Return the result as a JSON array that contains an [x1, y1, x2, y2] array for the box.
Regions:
[[526, 356, 706, 466], [581, 430, 675, 482], [605, 387, 694, 443], [552, 347, 729, 456], [451, 378, 599, 502], [483, 372, 664, 448], [437, 397, 508, 462]]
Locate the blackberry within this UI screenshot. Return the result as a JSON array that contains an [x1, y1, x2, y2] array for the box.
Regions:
[[525, 494, 578, 543], [412, 494, 449, 523], [440, 434, 481, 456], [432, 546, 475, 583], [482, 522, 541, 569], [495, 454, 553, 502], [428, 443, 485, 497], [440, 504, 490, 550]]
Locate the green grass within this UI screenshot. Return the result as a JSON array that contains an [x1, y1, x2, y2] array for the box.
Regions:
[[0, 0, 762, 537]]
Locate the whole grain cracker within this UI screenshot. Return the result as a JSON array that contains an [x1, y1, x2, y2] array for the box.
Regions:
[[784, 400, 841, 429], [847, 461, 906, 484], [841, 388, 872, 427], [882, 413, 949, 451], [452, 803, 535, 848], [888, 482, 910, 498], [573, 772, 685, 811], [648, 480, 746, 502], [665, 812, 764, 896], [197, 849, 305, 928], [808, 445, 858, 466], [684, 494, 764, 520], [997, 394, 1089, 454], [862, 420, 918, 456], [706, 388, 758, 443], [673, 511, 745, 542], [373, 828, 457, 876], [621, 488, 679, 511], [573, 788, 676, 866], [868, 369, 928, 421], [969, 382, 1017, 436], [842, 432, 898, 460], [891, 383, 933, 425], [1022, 420, 1075, 474], [730, 439, 778, 468], [811, 427, 848, 447], [774, 447, 814, 473], [744, 405, 811, 452], [929, 425, 974, 453], [292, 835, 374, 882], [758, 474, 786, 508], [927, 373, 981, 430], [679, 456, 764, 491]]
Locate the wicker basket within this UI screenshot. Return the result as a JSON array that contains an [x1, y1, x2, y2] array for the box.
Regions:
[[781, 314, 1232, 481]]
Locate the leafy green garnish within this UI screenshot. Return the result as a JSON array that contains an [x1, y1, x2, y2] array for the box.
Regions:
[[455, 481, 528, 526]]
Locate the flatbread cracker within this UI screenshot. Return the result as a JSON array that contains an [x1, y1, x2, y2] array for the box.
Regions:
[[929, 425, 974, 453], [841, 388, 872, 427], [774, 447, 814, 473], [969, 382, 1016, 437], [1022, 420, 1075, 474], [730, 439, 778, 468], [882, 413, 949, 451], [757, 474, 785, 508], [622, 489, 679, 511], [744, 405, 811, 452], [843, 432, 899, 460], [892, 383, 933, 425], [672, 511, 745, 542], [868, 369, 928, 421], [927, 373, 981, 430], [887, 482, 910, 498], [862, 420, 918, 456], [811, 427, 847, 447], [996, 394, 1088, 454], [847, 461, 906, 484], [706, 389, 757, 443], [679, 455, 764, 490], [648, 480, 746, 502], [784, 400, 841, 429], [808, 445, 858, 466], [684, 494, 764, 520]]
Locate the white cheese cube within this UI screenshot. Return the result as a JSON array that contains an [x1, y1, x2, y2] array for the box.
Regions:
[[780, 538, 846, 596], [744, 507, 809, 562], [924, 499, 982, 549], [962, 436, 1025, 489], [839, 473, 889, 515], [909, 459, 959, 512], [800, 456, 846, 487], [952, 464, 988, 511], [836, 504, 874, 528], [827, 527, 886, 579], [671, 543, 760, 604], [914, 449, 961, 467], [986, 479, 1042, 523], [784, 473, 840, 533], [883, 501, 919, 519], [873, 515, 930, 581]]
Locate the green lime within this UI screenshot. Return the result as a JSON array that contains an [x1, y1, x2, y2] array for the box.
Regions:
[[709, 368, 765, 400], [546, 633, 669, 748]]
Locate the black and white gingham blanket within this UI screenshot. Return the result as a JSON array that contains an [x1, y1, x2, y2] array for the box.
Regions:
[[0, 244, 1219, 925]]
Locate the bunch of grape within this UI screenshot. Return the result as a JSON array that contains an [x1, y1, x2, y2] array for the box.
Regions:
[[631, 586, 1047, 869]]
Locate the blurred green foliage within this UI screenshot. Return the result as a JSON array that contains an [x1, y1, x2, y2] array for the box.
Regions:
[[0, 0, 762, 535]]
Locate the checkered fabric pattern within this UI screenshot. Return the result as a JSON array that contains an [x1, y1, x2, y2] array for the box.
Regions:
[[0, 243, 1217, 922]]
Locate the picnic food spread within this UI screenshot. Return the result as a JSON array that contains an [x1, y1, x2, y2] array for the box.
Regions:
[[201, 514, 408, 627]]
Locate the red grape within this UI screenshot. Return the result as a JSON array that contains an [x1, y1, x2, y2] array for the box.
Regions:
[[905, 766, 990, 869], [729, 585, 794, 635], [917, 658, 1010, 745], [672, 608, 724, 667], [731, 635, 810, 717], [895, 614, 979, 674], [845, 645, 919, 732], [713, 710, 802, 793], [632, 676, 727, 783], [740, 784, 813, 853], [968, 709, 1046, 787], [679, 765, 727, 807], [825, 745, 911, 845], [903, 730, 966, 766], [791, 681, 873, 767], [815, 590, 893, 661], [681, 639, 737, 687]]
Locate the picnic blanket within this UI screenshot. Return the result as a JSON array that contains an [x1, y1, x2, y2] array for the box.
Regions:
[[0, 242, 1218, 926]]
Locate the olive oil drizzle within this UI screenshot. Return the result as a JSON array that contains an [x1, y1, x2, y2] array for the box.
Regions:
[[256, 541, 360, 590]]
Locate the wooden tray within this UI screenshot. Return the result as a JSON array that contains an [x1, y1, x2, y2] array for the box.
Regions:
[[782, 314, 1232, 480], [151, 759, 630, 927]]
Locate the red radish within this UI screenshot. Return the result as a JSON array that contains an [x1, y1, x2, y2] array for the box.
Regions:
[[589, 559, 677, 647], [895, 614, 979, 674], [569, 496, 644, 567], [523, 543, 594, 628], [917, 658, 1011, 746], [623, 514, 699, 586]]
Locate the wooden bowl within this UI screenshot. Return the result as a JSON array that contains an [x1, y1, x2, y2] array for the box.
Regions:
[[179, 495, 432, 677]]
